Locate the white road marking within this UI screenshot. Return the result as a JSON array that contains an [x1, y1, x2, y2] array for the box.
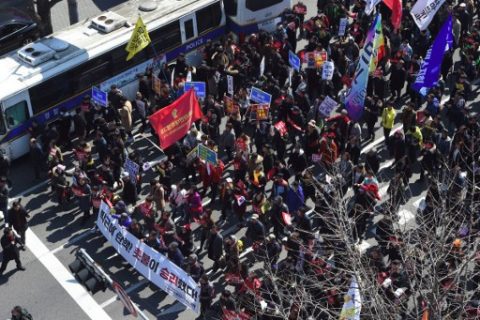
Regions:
[[12, 180, 49, 198], [100, 279, 149, 308], [26, 229, 112, 320]]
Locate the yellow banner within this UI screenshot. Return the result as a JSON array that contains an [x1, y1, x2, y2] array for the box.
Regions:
[[125, 16, 151, 61]]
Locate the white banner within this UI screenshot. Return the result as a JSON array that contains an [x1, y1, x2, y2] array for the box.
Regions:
[[365, 0, 381, 15], [410, 0, 446, 30], [322, 61, 335, 80], [338, 18, 348, 36], [318, 96, 338, 117], [227, 74, 234, 96], [96, 202, 200, 314]]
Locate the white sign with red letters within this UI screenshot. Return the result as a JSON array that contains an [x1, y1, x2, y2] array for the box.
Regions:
[[96, 202, 200, 314]]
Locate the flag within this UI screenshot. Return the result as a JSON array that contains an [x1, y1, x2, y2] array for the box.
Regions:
[[339, 277, 362, 320], [345, 14, 379, 121], [149, 89, 203, 149], [410, 0, 446, 30], [369, 15, 385, 73], [125, 16, 151, 61], [365, 0, 382, 15], [383, 0, 402, 29], [412, 16, 453, 95]]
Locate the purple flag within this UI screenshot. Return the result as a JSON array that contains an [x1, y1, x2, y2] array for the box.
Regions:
[[412, 15, 453, 95], [345, 15, 380, 122]]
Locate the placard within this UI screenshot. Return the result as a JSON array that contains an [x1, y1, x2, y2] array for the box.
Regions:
[[224, 96, 239, 114], [91, 86, 108, 107], [338, 18, 348, 36], [198, 144, 217, 164], [184, 82, 206, 99], [152, 75, 161, 95], [250, 104, 270, 121], [250, 87, 272, 104], [227, 75, 234, 95], [124, 158, 140, 180], [318, 96, 338, 117], [289, 50, 301, 71], [322, 61, 335, 80]]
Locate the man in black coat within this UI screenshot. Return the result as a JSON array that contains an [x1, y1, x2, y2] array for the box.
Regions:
[[245, 214, 266, 246], [0, 228, 25, 276], [29, 138, 45, 180], [206, 227, 223, 273]]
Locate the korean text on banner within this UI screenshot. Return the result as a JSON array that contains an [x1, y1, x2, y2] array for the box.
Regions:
[[345, 14, 379, 121], [410, 0, 446, 30], [322, 61, 335, 80], [96, 202, 200, 314], [149, 89, 204, 150], [318, 96, 338, 117], [412, 15, 453, 95], [125, 16, 151, 61], [289, 50, 301, 71]]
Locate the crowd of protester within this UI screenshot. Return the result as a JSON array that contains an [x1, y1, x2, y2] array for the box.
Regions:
[[4, 0, 480, 318]]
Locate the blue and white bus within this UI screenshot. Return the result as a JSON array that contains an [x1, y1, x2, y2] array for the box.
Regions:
[[0, 0, 290, 160]]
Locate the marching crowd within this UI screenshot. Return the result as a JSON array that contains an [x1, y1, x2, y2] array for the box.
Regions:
[[3, 0, 480, 319]]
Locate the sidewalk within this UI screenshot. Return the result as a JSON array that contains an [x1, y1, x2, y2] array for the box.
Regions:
[[50, 0, 126, 32]]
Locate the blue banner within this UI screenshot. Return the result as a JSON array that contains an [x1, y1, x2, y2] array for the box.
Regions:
[[91, 86, 108, 107], [288, 50, 301, 71], [184, 82, 206, 99], [412, 15, 453, 95], [345, 15, 380, 122], [250, 87, 272, 104]]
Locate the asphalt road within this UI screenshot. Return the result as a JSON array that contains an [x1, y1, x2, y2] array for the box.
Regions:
[[0, 0, 477, 319]]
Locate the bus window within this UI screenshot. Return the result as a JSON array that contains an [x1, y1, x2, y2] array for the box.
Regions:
[[180, 14, 198, 43], [5, 101, 29, 129], [184, 20, 195, 40], [245, 0, 283, 11], [224, 0, 238, 16], [197, 2, 223, 34], [29, 73, 73, 115]]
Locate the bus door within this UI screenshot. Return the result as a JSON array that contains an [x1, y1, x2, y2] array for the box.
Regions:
[[1, 91, 33, 160], [180, 13, 201, 66]]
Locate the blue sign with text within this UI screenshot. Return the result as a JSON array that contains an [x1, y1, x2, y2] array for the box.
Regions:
[[184, 82, 206, 99], [289, 50, 301, 71], [91, 86, 108, 107], [250, 87, 272, 104]]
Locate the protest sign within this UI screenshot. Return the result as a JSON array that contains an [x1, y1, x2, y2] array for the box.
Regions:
[[318, 96, 338, 117], [322, 61, 335, 80], [224, 96, 239, 114], [289, 50, 301, 71], [227, 75, 234, 95], [338, 18, 348, 36], [198, 144, 217, 164], [250, 87, 272, 104], [124, 158, 140, 180], [250, 104, 270, 121]]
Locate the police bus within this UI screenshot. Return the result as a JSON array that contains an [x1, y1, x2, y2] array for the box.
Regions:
[[0, 0, 291, 160]]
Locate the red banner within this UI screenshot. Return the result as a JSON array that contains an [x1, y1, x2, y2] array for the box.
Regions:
[[149, 89, 203, 149]]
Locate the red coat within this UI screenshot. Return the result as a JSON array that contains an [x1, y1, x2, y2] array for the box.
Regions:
[[319, 138, 338, 165]]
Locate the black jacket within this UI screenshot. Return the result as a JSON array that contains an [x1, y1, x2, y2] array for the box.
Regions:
[[207, 233, 223, 261]]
